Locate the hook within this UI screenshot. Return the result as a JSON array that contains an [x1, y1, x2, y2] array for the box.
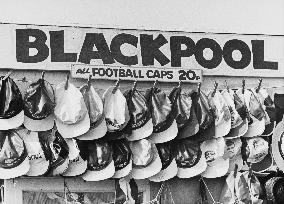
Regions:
[[112, 78, 120, 94], [242, 79, 245, 94], [3, 70, 13, 80], [41, 71, 45, 80], [234, 164, 238, 178], [211, 81, 218, 97], [177, 80, 182, 88], [132, 80, 137, 91], [256, 78, 263, 93], [19, 77, 29, 83], [197, 82, 201, 93], [153, 80, 158, 88], [225, 80, 229, 92], [64, 72, 70, 90], [87, 75, 92, 90]]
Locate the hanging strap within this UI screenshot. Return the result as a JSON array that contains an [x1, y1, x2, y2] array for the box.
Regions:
[[200, 177, 223, 204]]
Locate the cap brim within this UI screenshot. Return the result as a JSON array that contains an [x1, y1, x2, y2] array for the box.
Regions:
[[126, 119, 153, 141], [226, 154, 243, 175], [26, 159, 50, 176], [225, 119, 248, 139], [24, 114, 55, 132], [65, 139, 80, 161], [0, 110, 24, 130], [177, 153, 207, 178], [0, 156, 30, 179], [52, 158, 69, 176], [148, 120, 178, 144], [251, 153, 273, 174], [272, 120, 284, 171], [261, 121, 276, 137], [62, 156, 87, 177], [243, 117, 265, 138], [130, 145, 162, 180], [81, 160, 115, 181], [149, 159, 178, 182], [55, 113, 90, 138], [201, 157, 229, 178], [214, 119, 231, 138], [76, 118, 107, 140], [112, 159, 132, 179]]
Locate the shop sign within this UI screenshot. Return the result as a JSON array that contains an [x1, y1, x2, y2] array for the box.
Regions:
[[0, 23, 283, 77], [71, 65, 202, 82]]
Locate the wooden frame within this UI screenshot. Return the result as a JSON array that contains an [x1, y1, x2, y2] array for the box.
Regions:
[[4, 177, 150, 204]]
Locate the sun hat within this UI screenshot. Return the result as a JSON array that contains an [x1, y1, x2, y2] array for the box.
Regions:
[[173, 138, 207, 178], [110, 139, 132, 178], [242, 137, 269, 164], [129, 139, 162, 180], [236, 89, 265, 137], [103, 86, 130, 132], [271, 117, 284, 171], [124, 88, 153, 141], [61, 139, 87, 177], [0, 130, 30, 179], [18, 128, 50, 176], [149, 141, 178, 182], [54, 78, 90, 138], [223, 138, 243, 174], [81, 139, 115, 181], [169, 87, 200, 140], [207, 90, 231, 138], [77, 82, 107, 140], [0, 76, 24, 130], [200, 137, 229, 178], [265, 177, 284, 204], [146, 87, 178, 144], [23, 74, 55, 131]]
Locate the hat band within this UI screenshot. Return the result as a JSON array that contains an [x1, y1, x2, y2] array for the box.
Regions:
[[176, 149, 202, 168], [0, 108, 22, 119], [0, 149, 27, 169], [131, 112, 151, 130], [153, 115, 175, 133]]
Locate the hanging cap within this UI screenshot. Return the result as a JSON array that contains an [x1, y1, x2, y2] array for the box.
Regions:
[[174, 138, 207, 178], [146, 87, 178, 143], [62, 139, 87, 177], [0, 76, 24, 130], [170, 87, 200, 139], [77, 84, 107, 140], [237, 89, 265, 137], [265, 177, 284, 203], [81, 139, 115, 181], [129, 139, 162, 179], [54, 82, 90, 138], [23, 78, 55, 131], [223, 138, 243, 174], [18, 129, 50, 176], [251, 151, 273, 175], [149, 141, 178, 182], [208, 90, 231, 138], [0, 130, 30, 179], [243, 137, 269, 164], [271, 118, 284, 171], [201, 137, 229, 178], [103, 86, 130, 132], [124, 89, 153, 141], [110, 139, 132, 178]]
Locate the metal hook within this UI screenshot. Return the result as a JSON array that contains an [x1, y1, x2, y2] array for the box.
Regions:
[[87, 74, 92, 90], [242, 79, 246, 94], [211, 81, 218, 97], [225, 80, 229, 92], [41, 71, 45, 80], [197, 82, 201, 93], [3, 70, 13, 80], [177, 80, 182, 88], [153, 79, 158, 88], [256, 78, 263, 93], [112, 78, 121, 94], [64, 72, 70, 90], [132, 80, 137, 90]]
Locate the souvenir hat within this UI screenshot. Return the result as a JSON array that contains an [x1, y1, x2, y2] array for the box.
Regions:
[[189, 91, 215, 142], [174, 138, 207, 178], [110, 139, 132, 178], [129, 139, 162, 179], [124, 88, 153, 141], [256, 87, 276, 136], [0, 76, 24, 130], [237, 89, 265, 137], [242, 137, 268, 164], [251, 151, 274, 175], [200, 137, 229, 178], [265, 177, 284, 204], [103, 86, 130, 132], [54, 79, 90, 138], [225, 91, 249, 138], [45, 129, 70, 176], [62, 139, 87, 177], [223, 138, 243, 174], [207, 90, 231, 138], [146, 87, 178, 143], [23, 74, 55, 131], [149, 141, 178, 182], [77, 82, 107, 140], [271, 118, 284, 171], [81, 139, 115, 181], [19, 129, 50, 176], [0, 130, 30, 179], [170, 87, 200, 140]]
